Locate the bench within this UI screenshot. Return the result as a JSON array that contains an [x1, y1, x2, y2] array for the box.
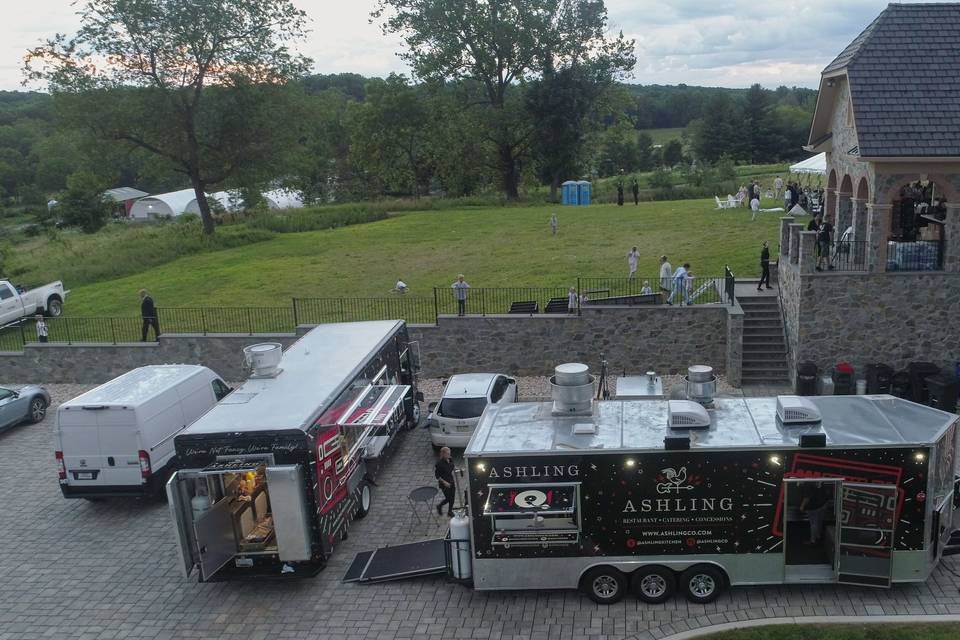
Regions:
[[508, 301, 539, 314], [544, 297, 569, 314]]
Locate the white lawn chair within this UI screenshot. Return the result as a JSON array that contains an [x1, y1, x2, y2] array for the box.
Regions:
[[732, 192, 746, 207], [715, 196, 735, 210]]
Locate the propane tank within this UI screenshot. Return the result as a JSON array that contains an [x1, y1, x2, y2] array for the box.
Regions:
[[448, 510, 473, 580], [191, 479, 211, 520]]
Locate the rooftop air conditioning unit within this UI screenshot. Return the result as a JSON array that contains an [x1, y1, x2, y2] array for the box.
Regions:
[[776, 395, 822, 424], [244, 342, 283, 378], [668, 400, 711, 429]]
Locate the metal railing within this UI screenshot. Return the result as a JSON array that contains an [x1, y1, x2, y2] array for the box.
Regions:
[[886, 240, 943, 272], [433, 287, 571, 317], [579, 275, 732, 307], [157, 307, 294, 335], [826, 240, 868, 272], [293, 296, 437, 325]]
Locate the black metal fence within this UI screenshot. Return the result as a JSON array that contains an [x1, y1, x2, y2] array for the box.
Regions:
[[293, 297, 437, 325], [433, 287, 572, 316], [826, 240, 868, 271], [158, 307, 295, 334], [579, 274, 733, 307], [886, 240, 943, 271]]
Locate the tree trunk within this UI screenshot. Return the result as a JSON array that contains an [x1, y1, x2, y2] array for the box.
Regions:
[[498, 143, 520, 200], [549, 173, 562, 203], [189, 175, 215, 236]]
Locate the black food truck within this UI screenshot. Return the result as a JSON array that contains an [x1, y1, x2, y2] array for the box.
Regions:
[[346, 363, 960, 604], [166, 320, 422, 581]]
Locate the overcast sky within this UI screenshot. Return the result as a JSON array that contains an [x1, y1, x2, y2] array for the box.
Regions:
[[1, 0, 943, 91]]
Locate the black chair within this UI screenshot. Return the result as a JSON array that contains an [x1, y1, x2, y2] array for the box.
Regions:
[[544, 298, 569, 314], [508, 301, 538, 314]]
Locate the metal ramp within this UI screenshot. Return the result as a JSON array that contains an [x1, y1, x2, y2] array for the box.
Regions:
[[343, 538, 447, 584]]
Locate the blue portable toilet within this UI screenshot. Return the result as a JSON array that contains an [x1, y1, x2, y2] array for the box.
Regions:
[[561, 181, 578, 205], [576, 180, 592, 206]]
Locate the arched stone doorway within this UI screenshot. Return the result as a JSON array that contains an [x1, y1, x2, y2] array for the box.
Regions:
[[837, 174, 854, 230]]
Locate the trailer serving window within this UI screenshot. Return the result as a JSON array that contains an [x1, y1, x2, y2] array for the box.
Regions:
[[484, 483, 580, 547]]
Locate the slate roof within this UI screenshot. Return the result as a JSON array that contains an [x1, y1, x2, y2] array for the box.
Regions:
[[823, 3, 960, 157]]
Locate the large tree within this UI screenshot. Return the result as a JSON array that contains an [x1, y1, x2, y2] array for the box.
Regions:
[[25, 0, 311, 235], [374, 0, 634, 199]]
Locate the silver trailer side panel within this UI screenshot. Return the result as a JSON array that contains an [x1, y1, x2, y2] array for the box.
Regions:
[[266, 465, 312, 562], [166, 471, 196, 578]]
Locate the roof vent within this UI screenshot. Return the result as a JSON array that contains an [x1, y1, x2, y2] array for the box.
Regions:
[[550, 363, 594, 416], [668, 400, 711, 429], [243, 343, 283, 378], [776, 396, 822, 424]]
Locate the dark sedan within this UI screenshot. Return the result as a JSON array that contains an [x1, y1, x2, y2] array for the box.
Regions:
[[0, 384, 50, 433]]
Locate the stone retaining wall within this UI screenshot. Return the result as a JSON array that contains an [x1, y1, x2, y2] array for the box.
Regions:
[[409, 304, 736, 380]]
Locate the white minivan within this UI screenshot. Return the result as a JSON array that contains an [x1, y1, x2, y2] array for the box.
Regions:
[[54, 365, 231, 499], [427, 373, 517, 449]]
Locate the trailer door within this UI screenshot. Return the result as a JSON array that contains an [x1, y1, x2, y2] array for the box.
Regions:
[[265, 465, 313, 562], [196, 498, 236, 581], [836, 483, 897, 588], [165, 470, 197, 578]]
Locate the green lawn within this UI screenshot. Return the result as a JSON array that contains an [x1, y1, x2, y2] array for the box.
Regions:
[[642, 127, 685, 145], [700, 624, 960, 640], [62, 199, 782, 316]]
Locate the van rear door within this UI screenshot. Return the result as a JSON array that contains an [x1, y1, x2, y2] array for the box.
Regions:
[[57, 407, 104, 484], [95, 407, 145, 486]]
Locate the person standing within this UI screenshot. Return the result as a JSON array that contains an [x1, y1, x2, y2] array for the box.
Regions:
[[800, 482, 832, 545], [750, 195, 760, 221], [627, 246, 640, 279], [616, 181, 624, 206], [34, 313, 48, 343], [659, 255, 672, 292], [567, 286, 578, 314], [758, 240, 771, 291], [451, 275, 470, 316], [784, 182, 794, 211], [139, 289, 160, 342], [817, 214, 834, 271], [752, 181, 761, 203], [667, 262, 690, 306], [631, 178, 639, 205], [435, 446, 457, 517], [549, 212, 559, 235], [774, 175, 784, 199]]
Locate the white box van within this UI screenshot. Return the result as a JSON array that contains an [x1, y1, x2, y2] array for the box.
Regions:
[[54, 365, 231, 499]]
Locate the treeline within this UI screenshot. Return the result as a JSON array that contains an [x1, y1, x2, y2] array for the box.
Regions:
[[0, 77, 814, 213]]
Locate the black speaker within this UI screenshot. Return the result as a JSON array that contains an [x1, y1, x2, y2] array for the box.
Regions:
[[797, 361, 818, 396], [927, 374, 958, 413], [799, 433, 827, 448], [908, 362, 940, 403], [866, 363, 893, 394], [891, 371, 911, 398], [664, 436, 690, 450]]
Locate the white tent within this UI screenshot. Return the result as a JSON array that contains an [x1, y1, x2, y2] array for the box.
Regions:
[[210, 188, 305, 212], [789, 153, 827, 175], [129, 189, 200, 219]]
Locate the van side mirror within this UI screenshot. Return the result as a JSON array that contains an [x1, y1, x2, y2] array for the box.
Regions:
[[415, 391, 424, 402]]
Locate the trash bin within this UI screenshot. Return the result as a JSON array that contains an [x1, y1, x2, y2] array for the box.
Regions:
[[855, 379, 867, 395], [908, 362, 940, 403], [890, 371, 911, 399], [832, 362, 855, 395], [865, 363, 893, 394], [926, 373, 958, 413], [797, 361, 817, 396], [576, 180, 591, 206], [817, 376, 834, 396], [561, 181, 578, 206]]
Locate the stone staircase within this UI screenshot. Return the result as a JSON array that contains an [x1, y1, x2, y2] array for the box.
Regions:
[[739, 292, 790, 385]]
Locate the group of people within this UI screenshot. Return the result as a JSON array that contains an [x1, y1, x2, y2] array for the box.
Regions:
[[629, 251, 696, 306], [616, 174, 640, 206], [807, 212, 836, 271]]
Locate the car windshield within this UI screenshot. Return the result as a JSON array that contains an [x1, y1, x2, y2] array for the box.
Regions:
[[438, 397, 488, 419]]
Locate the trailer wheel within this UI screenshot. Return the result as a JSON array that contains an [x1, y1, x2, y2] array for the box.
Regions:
[[355, 483, 372, 519], [679, 565, 725, 604], [630, 566, 676, 604], [580, 566, 627, 605]]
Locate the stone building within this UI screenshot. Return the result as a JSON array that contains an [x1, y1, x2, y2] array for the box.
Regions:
[[780, 2, 960, 381]]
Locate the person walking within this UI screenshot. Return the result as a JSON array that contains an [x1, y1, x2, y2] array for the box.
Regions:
[[774, 175, 784, 199], [666, 262, 691, 306], [631, 178, 639, 205], [139, 289, 160, 342], [616, 181, 624, 206], [451, 275, 470, 316], [750, 195, 760, 221], [435, 446, 457, 517], [549, 212, 559, 235], [34, 313, 48, 343], [627, 246, 640, 279], [659, 255, 672, 292], [758, 240, 771, 291], [567, 286, 578, 314]]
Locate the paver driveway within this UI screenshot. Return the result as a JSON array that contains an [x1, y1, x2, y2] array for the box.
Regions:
[[1, 385, 959, 640]]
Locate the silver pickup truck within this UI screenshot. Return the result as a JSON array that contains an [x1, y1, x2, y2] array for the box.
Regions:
[[0, 279, 68, 325]]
